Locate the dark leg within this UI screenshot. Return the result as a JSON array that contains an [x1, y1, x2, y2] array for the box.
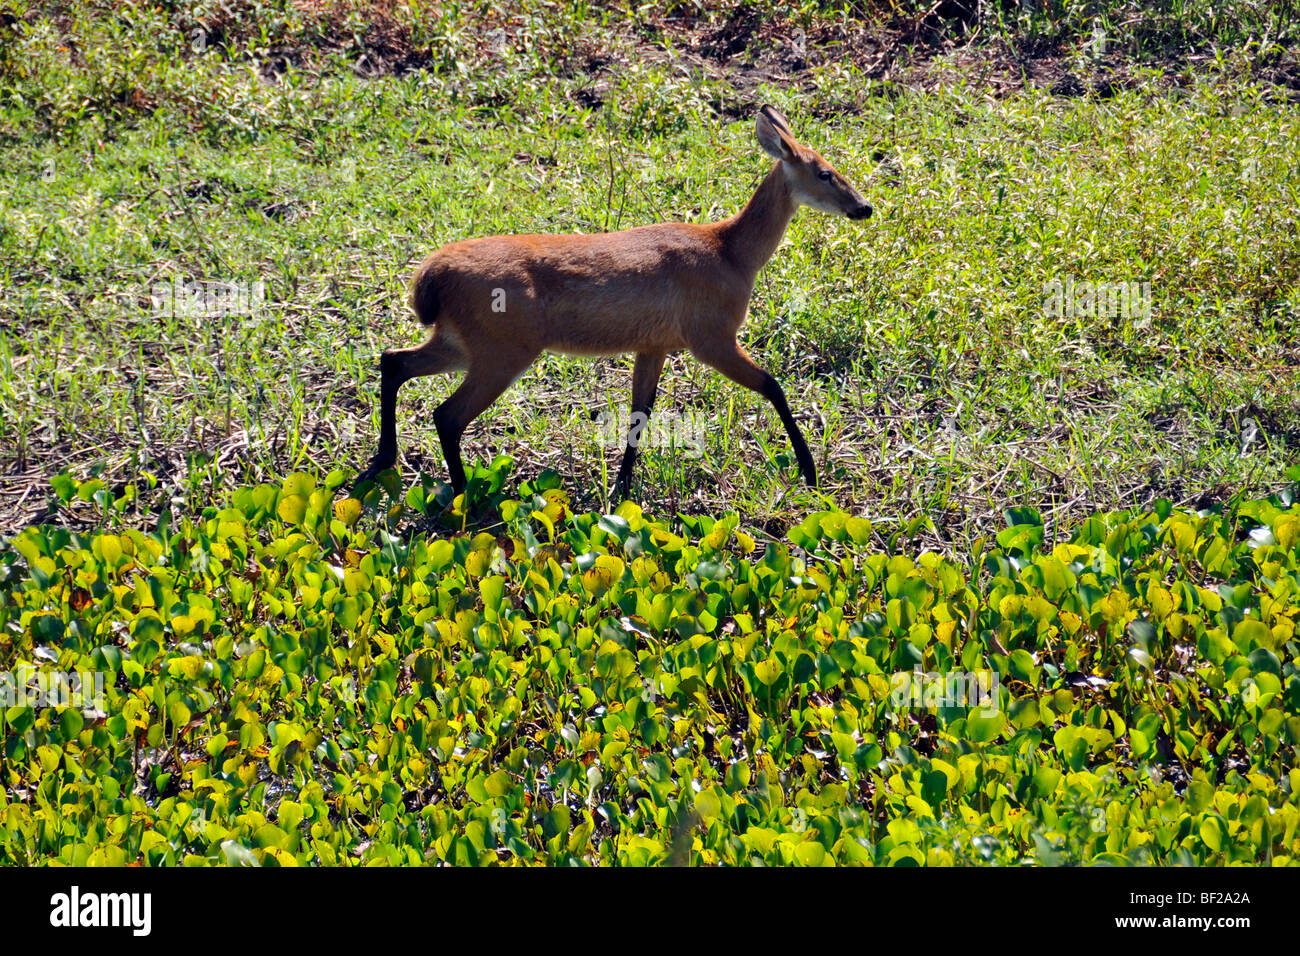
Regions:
[[613, 352, 667, 499], [432, 355, 536, 494], [357, 332, 465, 482], [691, 339, 816, 486]]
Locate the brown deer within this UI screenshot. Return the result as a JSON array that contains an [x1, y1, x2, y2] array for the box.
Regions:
[[358, 105, 871, 497]]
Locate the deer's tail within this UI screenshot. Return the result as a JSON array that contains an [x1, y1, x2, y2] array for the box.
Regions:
[[410, 263, 441, 327]]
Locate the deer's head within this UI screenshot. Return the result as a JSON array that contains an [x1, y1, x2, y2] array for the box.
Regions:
[[756, 105, 872, 220]]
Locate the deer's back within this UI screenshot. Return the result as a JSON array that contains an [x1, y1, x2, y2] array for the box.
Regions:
[[419, 222, 751, 356]]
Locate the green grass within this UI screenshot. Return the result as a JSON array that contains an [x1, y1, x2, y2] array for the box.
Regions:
[[1, 0, 1299, 870], [0, 1, 1297, 551]]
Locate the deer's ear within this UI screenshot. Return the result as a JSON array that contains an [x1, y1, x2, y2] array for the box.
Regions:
[[760, 104, 793, 135], [756, 106, 797, 160]]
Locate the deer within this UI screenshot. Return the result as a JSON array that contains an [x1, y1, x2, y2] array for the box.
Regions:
[[357, 105, 871, 499]]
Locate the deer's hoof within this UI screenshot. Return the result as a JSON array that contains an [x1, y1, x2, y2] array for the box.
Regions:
[[355, 454, 396, 485]]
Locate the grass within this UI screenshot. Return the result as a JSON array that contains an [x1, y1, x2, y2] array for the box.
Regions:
[[0, 0, 1297, 554], [1, 0, 1300, 872]]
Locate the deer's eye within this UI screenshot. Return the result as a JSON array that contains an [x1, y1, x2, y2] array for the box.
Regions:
[[818, 169, 834, 182]]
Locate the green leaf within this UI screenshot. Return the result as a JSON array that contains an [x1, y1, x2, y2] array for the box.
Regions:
[[485, 769, 513, 798], [277, 494, 308, 525], [221, 840, 261, 867], [753, 658, 782, 687], [966, 710, 1005, 743]]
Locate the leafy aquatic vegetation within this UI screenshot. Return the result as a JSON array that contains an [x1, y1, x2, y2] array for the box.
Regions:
[[2, 461, 1299, 866]]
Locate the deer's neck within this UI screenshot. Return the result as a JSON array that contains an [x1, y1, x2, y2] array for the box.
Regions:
[[717, 162, 797, 281]]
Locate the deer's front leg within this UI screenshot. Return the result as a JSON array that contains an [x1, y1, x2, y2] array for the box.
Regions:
[[613, 352, 667, 500], [690, 339, 816, 487]]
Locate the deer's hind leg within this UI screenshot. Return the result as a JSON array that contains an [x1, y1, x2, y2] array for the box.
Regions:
[[433, 348, 539, 493], [359, 328, 468, 481]]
